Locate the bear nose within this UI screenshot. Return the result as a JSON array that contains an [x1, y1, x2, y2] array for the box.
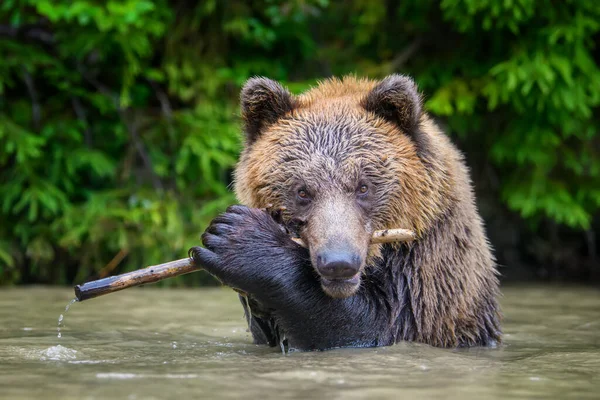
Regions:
[[316, 251, 361, 280]]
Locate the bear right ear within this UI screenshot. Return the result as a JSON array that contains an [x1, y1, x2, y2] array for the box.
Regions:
[[361, 74, 423, 136], [240, 77, 296, 144]]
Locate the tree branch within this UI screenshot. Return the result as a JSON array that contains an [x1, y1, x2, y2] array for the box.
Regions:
[[73, 228, 416, 301], [149, 80, 174, 125], [389, 38, 423, 72], [22, 68, 41, 132], [71, 97, 93, 147], [78, 64, 163, 190], [121, 111, 164, 191], [0, 23, 55, 45]]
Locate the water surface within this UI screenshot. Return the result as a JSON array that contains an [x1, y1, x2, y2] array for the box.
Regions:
[[1, 285, 599, 399]]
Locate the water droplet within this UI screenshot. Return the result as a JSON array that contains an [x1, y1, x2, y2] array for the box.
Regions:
[[57, 298, 78, 339], [65, 298, 77, 312]]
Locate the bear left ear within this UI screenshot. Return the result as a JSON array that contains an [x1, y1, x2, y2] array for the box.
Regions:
[[362, 74, 423, 136], [240, 77, 296, 144]]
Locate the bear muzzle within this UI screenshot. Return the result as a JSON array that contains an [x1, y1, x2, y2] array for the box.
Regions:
[[302, 191, 370, 298], [313, 247, 364, 298]]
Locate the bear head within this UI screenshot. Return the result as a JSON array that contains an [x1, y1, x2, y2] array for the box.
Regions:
[[234, 75, 452, 298]]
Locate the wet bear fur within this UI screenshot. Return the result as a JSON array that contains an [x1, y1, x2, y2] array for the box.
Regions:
[[190, 75, 502, 351]]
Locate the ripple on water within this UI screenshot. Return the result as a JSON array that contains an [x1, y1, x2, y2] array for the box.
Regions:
[[96, 373, 199, 380]]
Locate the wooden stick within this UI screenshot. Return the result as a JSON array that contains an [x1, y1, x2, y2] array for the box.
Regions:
[[289, 228, 415, 247], [74, 228, 415, 302], [74, 258, 200, 302]]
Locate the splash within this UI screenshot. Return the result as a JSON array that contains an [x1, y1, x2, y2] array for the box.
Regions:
[[279, 333, 287, 355], [40, 345, 78, 361], [243, 295, 252, 331], [57, 298, 78, 339]]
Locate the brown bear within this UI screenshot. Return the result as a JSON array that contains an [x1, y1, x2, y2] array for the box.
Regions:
[[189, 75, 502, 351]]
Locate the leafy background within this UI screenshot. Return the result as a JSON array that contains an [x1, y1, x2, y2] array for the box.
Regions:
[[1, 0, 598, 286]]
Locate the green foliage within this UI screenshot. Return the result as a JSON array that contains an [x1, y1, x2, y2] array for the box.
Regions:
[[434, 0, 600, 228], [0, 0, 598, 285]]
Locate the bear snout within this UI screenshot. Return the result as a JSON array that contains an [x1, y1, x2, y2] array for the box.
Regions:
[[316, 250, 361, 280], [312, 246, 364, 298]]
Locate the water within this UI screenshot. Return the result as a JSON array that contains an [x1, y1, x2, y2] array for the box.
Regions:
[[0, 285, 599, 399], [57, 298, 77, 339]]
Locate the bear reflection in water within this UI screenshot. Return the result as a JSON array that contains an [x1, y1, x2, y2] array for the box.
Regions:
[[189, 75, 501, 351]]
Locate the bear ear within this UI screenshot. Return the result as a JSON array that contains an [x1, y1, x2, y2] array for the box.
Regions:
[[362, 74, 423, 136], [240, 77, 296, 144]]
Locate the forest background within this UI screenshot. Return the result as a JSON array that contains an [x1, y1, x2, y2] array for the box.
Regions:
[[1, 0, 598, 286]]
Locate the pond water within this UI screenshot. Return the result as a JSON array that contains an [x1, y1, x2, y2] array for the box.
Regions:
[[1, 285, 599, 399]]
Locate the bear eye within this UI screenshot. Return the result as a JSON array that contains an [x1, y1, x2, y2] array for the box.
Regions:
[[297, 189, 309, 200], [358, 184, 368, 195]]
